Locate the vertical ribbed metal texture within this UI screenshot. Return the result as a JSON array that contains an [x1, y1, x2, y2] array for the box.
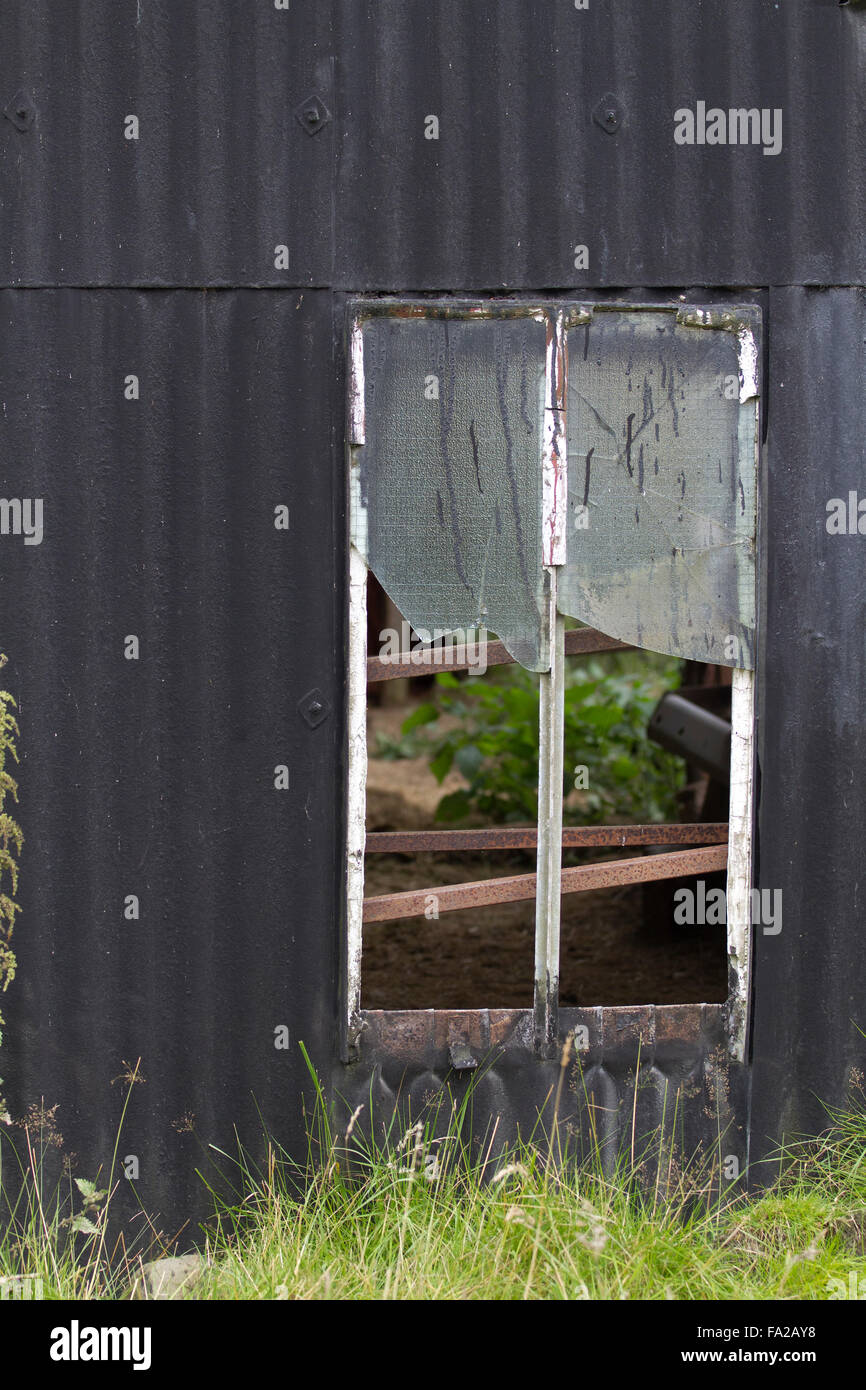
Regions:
[[750, 286, 866, 1172], [2, 2, 866, 287], [342, 1006, 747, 1191], [334, 0, 866, 289], [0, 0, 864, 1234], [0, 0, 335, 285], [0, 289, 343, 1228]]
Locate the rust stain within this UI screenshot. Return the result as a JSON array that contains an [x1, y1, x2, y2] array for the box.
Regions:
[[352, 299, 551, 324], [358, 1004, 725, 1058]]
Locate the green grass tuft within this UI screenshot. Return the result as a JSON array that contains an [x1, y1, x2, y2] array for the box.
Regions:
[[3, 1053, 866, 1301]]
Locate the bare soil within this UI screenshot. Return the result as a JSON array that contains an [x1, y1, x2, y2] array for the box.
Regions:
[[362, 706, 727, 1010]]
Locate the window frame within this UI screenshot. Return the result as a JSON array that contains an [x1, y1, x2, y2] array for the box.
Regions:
[[344, 298, 758, 1064]]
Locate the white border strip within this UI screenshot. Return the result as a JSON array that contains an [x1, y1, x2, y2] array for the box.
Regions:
[[348, 318, 366, 446], [345, 542, 368, 1054], [534, 594, 565, 1054], [726, 666, 754, 1062], [346, 316, 368, 1052], [541, 309, 567, 566]]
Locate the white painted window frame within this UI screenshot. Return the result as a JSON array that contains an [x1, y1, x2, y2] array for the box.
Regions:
[[344, 302, 757, 1063]]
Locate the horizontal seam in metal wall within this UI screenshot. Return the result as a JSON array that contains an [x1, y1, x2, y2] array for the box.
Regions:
[[1, 283, 865, 293]]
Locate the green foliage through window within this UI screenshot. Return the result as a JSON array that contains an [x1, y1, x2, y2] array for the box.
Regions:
[[398, 653, 686, 825]]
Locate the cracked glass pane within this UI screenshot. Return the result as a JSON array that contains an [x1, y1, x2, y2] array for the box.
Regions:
[[560, 311, 757, 668], [353, 314, 549, 671]]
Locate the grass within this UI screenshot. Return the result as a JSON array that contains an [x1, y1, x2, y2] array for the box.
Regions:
[[0, 1061, 169, 1300], [2, 1051, 866, 1301], [191, 1058, 866, 1301]]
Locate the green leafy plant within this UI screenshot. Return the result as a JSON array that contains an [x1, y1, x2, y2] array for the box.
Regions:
[[0, 1060, 162, 1298], [0, 653, 22, 1124], [402, 653, 686, 824], [371, 721, 436, 762], [62, 1178, 110, 1237]]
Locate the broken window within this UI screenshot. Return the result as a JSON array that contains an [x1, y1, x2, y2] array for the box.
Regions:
[[560, 310, 756, 668], [352, 313, 548, 672], [346, 301, 759, 1061]]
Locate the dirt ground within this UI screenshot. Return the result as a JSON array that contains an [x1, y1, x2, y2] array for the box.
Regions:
[[362, 705, 727, 1010]]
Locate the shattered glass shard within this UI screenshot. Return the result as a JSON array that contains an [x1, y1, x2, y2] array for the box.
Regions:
[[353, 313, 549, 671], [352, 306, 757, 673], [559, 311, 757, 668]]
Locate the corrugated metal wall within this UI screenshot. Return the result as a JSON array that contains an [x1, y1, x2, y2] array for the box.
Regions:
[[4, 1, 864, 291], [0, 289, 344, 1229], [751, 286, 866, 1169], [1, 1, 864, 1233]]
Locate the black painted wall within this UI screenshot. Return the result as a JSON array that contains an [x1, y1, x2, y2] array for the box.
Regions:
[[0, 1, 863, 1233]]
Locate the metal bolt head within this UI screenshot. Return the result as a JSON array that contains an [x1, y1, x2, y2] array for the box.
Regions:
[[294, 94, 331, 136], [3, 89, 35, 132], [592, 93, 623, 135], [298, 688, 330, 729]]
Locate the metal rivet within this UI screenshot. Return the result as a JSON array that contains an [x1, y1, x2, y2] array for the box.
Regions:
[[592, 93, 623, 135], [3, 89, 35, 132], [294, 94, 331, 136], [299, 688, 330, 728]]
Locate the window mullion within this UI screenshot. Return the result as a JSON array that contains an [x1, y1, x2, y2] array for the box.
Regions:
[[535, 310, 568, 1055], [534, 584, 566, 1055], [345, 322, 368, 1060], [345, 544, 368, 1061]]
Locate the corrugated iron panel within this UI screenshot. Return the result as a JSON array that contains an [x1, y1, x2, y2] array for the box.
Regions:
[[0, 0, 864, 1235], [750, 286, 866, 1172], [343, 1007, 746, 1183], [0, 0, 335, 286], [2, 2, 865, 289], [335, 0, 866, 289], [0, 288, 343, 1229]]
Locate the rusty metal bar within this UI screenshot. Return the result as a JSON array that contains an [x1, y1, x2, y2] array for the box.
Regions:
[[365, 823, 729, 853], [362, 844, 729, 923], [366, 625, 633, 683]]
